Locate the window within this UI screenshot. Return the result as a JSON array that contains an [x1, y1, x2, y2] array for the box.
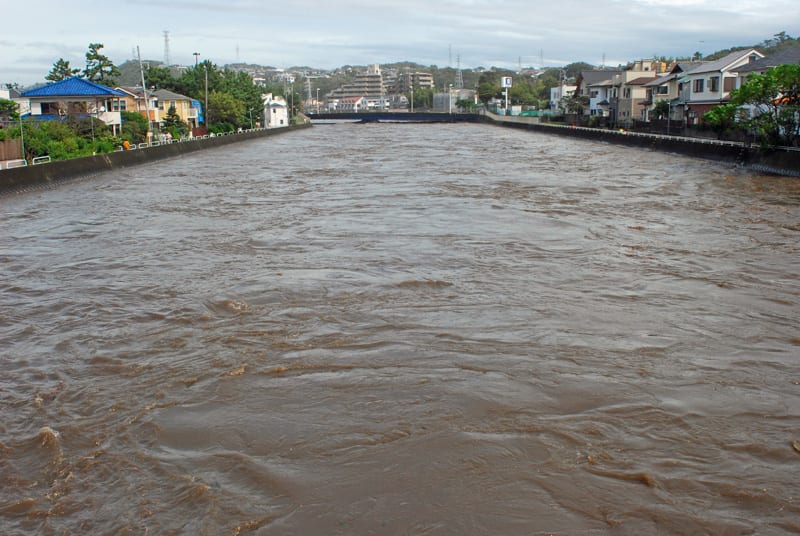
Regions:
[[657, 86, 669, 95], [623, 88, 631, 98], [693, 79, 704, 93], [709, 76, 719, 92], [112, 100, 127, 111], [41, 102, 59, 114], [590, 90, 598, 98]]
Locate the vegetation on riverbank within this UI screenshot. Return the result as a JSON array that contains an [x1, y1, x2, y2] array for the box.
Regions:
[[1, 43, 294, 163]]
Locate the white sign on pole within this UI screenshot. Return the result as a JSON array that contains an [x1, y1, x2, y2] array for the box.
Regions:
[[501, 77, 513, 88]]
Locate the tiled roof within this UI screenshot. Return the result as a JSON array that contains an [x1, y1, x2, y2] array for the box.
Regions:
[[627, 76, 657, 85], [580, 70, 622, 86], [153, 89, 192, 101], [21, 77, 125, 97], [683, 49, 763, 75], [737, 44, 800, 73]]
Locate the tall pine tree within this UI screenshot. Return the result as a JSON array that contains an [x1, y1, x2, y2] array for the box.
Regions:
[[46, 58, 80, 82], [83, 43, 120, 87]]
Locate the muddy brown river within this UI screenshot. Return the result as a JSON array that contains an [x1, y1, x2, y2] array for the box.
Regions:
[[1, 122, 799, 535]]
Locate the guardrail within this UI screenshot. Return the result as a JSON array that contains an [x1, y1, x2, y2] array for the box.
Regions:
[[5, 159, 28, 169], [2, 126, 311, 173]]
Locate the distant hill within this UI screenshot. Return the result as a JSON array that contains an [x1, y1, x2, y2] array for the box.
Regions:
[[705, 31, 797, 60], [117, 60, 186, 87]]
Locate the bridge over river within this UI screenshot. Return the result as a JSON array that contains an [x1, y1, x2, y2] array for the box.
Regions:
[[308, 111, 481, 122], [1, 121, 799, 534]]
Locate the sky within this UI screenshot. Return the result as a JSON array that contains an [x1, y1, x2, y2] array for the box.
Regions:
[[2, 0, 798, 86]]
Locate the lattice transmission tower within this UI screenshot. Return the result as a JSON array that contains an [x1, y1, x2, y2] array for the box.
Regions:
[[455, 54, 464, 89]]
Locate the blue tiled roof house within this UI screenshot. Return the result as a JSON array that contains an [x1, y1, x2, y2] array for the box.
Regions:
[[20, 77, 126, 134]]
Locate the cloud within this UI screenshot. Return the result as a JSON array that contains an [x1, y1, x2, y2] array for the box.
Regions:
[[1, 0, 799, 85]]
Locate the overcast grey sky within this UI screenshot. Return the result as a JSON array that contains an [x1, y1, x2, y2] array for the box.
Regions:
[[2, 0, 798, 85]]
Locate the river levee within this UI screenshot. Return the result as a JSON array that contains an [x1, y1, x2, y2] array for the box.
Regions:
[[1, 122, 799, 534]]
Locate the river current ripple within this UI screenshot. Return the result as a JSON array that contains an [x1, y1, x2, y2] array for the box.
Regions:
[[1, 123, 799, 534]]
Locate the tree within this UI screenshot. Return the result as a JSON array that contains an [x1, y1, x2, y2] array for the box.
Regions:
[[83, 43, 121, 87], [653, 100, 670, 119], [702, 103, 741, 139], [0, 99, 19, 122], [162, 104, 188, 137], [726, 64, 800, 147], [121, 110, 148, 144], [143, 64, 177, 90], [207, 90, 244, 129], [46, 58, 80, 82]]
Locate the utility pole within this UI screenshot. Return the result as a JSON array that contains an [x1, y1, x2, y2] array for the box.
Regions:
[[137, 46, 151, 145]]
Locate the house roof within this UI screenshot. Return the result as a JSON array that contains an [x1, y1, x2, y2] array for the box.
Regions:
[[153, 89, 192, 101], [117, 86, 154, 99], [683, 49, 764, 76], [646, 62, 707, 86], [21, 77, 125, 98], [737, 43, 800, 74], [579, 70, 622, 86], [645, 74, 675, 87], [627, 76, 656, 86]]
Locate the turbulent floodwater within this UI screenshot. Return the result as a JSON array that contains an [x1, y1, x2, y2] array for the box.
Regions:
[[1, 123, 799, 535]]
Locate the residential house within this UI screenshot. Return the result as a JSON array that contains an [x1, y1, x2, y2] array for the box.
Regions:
[[735, 43, 800, 79], [676, 49, 764, 125], [0, 86, 26, 123], [643, 62, 705, 124], [338, 96, 367, 113], [153, 89, 199, 129], [576, 70, 621, 118], [263, 93, 288, 128], [20, 77, 125, 134], [733, 44, 800, 122], [116, 86, 160, 130], [549, 82, 577, 112], [609, 60, 663, 127]]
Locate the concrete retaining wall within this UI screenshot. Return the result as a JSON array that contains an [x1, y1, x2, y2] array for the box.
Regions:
[[481, 112, 800, 177], [0, 125, 310, 195]]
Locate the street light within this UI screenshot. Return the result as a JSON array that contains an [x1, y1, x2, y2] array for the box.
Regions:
[[449, 83, 453, 114], [193, 52, 200, 67], [316, 88, 320, 114]]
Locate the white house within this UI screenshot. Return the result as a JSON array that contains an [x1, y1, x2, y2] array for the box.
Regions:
[[576, 70, 621, 118], [549, 82, 577, 112], [263, 93, 288, 128], [677, 49, 764, 125], [338, 96, 367, 112]]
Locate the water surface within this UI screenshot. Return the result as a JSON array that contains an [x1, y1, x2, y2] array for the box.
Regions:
[[2, 123, 799, 534]]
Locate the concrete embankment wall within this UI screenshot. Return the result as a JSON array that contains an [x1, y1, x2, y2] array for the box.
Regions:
[[481, 112, 800, 177], [0, 125, 311, 195]]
